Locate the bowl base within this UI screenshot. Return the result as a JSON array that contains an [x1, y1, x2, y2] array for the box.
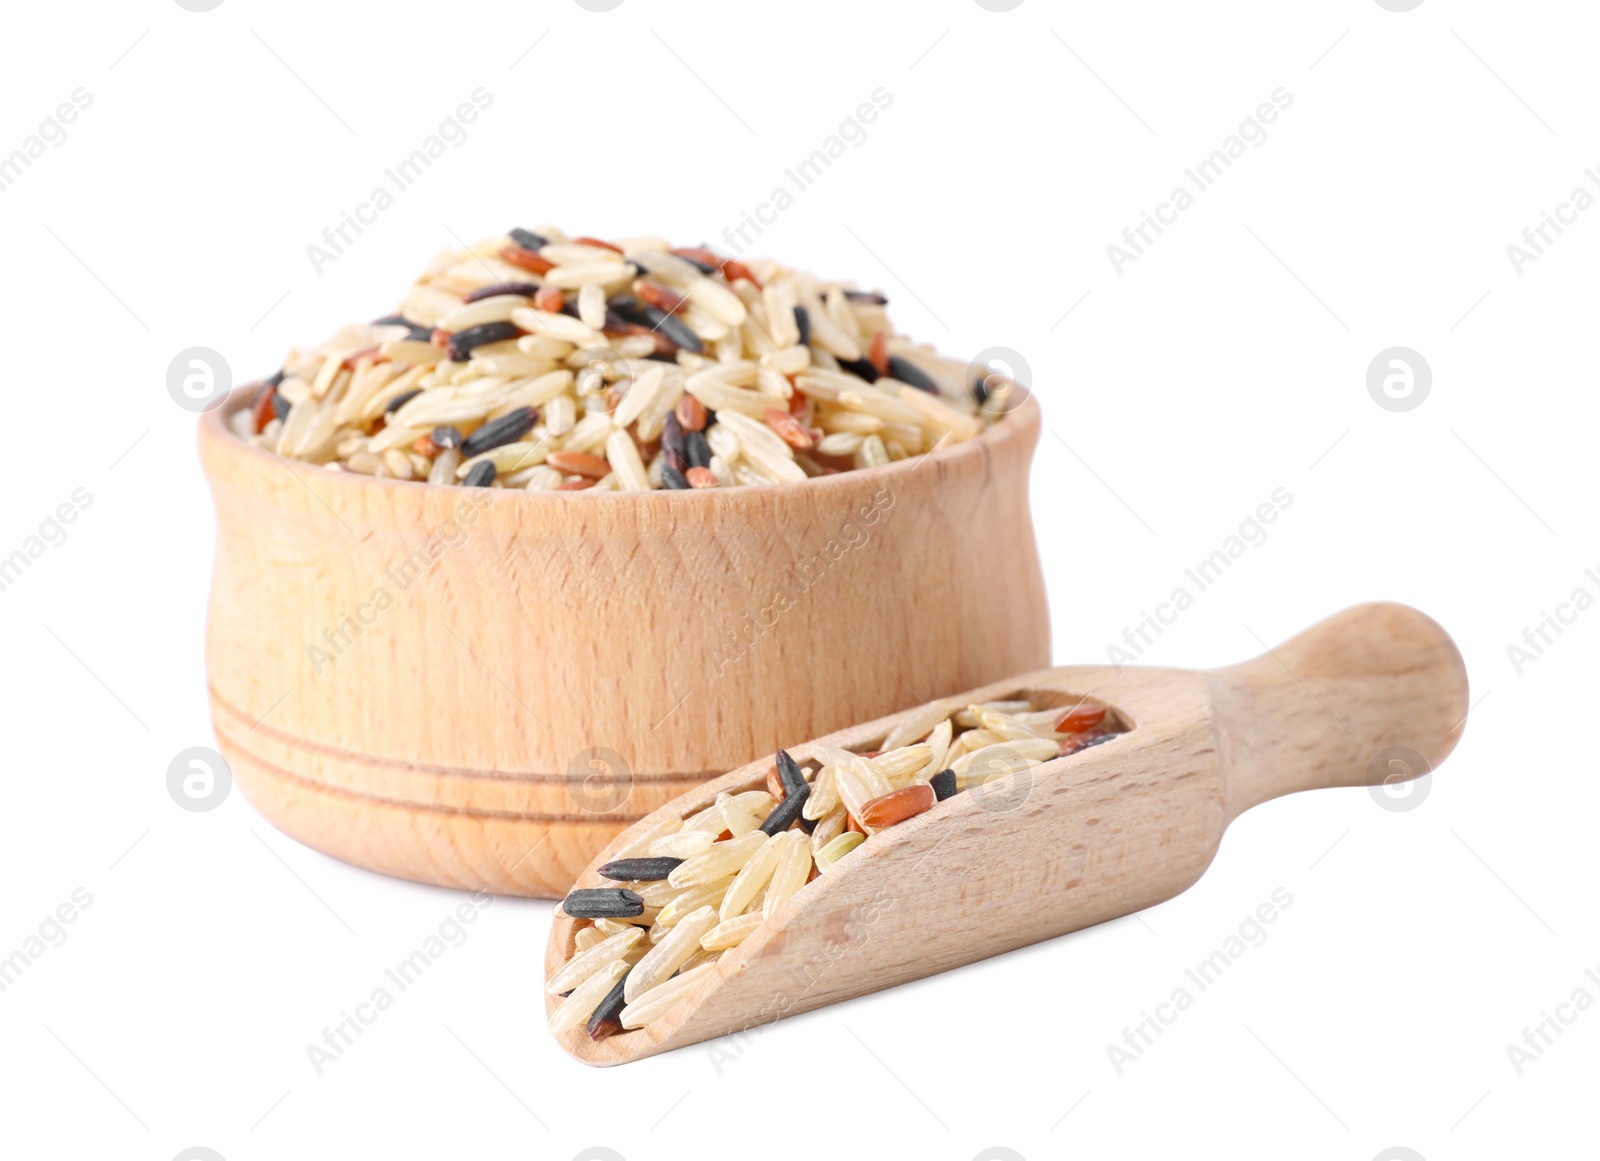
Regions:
[[221, 739, 630, 898]]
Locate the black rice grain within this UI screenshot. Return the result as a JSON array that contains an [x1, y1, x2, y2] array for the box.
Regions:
[[775, 749, 807, 798], [267, 368, 285, 388], [887, 355, 938, 393], [930, 769, 957, 801], [463, 281, 542, 304], [654, 310, 704, 354], [844, 289, 888, 305], [384, 388, 423, 415], [509, 227, 548, 251], [586, 972, 629, 1041], [684, 430, 712, 470], [793, 305, 811, 347], [606, 294, 645, 323], [661, 412, 687, 471], [560, 887, 644, 919], [760, 781, 810, 835], [611, 295, 704, 354], [431, 425, 463, 450], [371, 313, 432, 342], [597, 857, 684, 882], [463, 460, 497, 488], [447, 320, 522, 363], [838, 356, 880, 383], [661, 464, 690, 490], [460, 406, 536, 457], [272, 392, 291, 421]]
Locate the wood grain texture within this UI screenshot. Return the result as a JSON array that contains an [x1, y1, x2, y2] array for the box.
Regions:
[[199, 389, 1049, 898], [545, 602, 1468, 1064]]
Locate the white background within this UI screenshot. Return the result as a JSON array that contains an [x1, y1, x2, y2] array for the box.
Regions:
[[0, 1, 1594, 1158]]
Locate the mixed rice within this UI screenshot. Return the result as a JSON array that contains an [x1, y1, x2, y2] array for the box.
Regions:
[[550, 697, 1126, 1039], [231, 226, 1021, 491]]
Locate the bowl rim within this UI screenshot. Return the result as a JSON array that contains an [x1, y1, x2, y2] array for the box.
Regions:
[[198, 382, 1041, 503]]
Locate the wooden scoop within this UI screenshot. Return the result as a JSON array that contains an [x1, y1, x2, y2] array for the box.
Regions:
[[544, 602, 1468, 1065]]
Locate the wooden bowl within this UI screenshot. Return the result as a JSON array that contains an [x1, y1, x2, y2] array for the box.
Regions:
[[198, 390, 1049, 897]]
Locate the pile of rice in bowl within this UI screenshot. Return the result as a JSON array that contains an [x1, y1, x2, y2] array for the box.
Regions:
[[230, 226, 1022, 491]]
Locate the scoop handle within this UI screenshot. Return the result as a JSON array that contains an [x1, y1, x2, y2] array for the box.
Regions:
[[1210, 602, 1469, 820]]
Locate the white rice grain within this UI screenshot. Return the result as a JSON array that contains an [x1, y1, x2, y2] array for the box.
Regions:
[[549, 957, 631, 1033], [523, 465, 563, 491], [649, 829, 717, 859], [668, 830, 767, 888], [918, 719, 953, 781], [881, 701, 950, 752], [577, 283, 607, 330], [619, 961, 718, 1029], [763, 281, 799, 346], [686, 276, 747, 326], [512, 308, 603, 345], [604, 430, 652, 492], [816, 431, 864, 457], [623, 906, 719, 1002], [809, 806, 847, 849], [762, 833, 812, 918], [801, 765, 839, 820], [441, 294, 529, 332], [544, 262, 634, 290], [656, 877, 736, 928], [950, 738, 1059, 779], [701, 911, 763, 951], [718, 834, 782, 920], [545, 926, 644, 995], [854, 433, 890, 469], [611, 364, 666, 429]]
